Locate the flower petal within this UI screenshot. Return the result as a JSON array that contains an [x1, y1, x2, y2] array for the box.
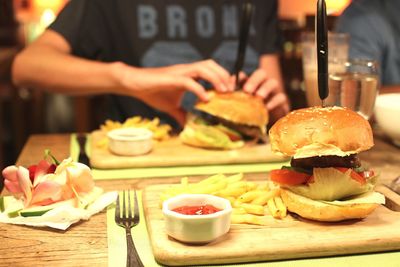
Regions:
[[2, 165, 18, 181], [66, 163, 95, 193], [33, 160, 52, 186], [31, 180, 62, 205], [54, 158, 74, 175], [2, 166, 21, 193], [17, 167, 33, 206], [50, 170, 68, 185], [61, 185, 74, 200]]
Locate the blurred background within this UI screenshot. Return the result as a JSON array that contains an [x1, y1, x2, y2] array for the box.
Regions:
[[0, 0, 351, 169]]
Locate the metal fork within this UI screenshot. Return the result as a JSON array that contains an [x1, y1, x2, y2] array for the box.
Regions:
[[115, 190, 144, 267]]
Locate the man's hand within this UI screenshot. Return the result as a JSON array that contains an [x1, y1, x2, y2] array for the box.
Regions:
[[118, 59, 231, 99], [116, 59, 232, 125], [232, 68, 290, 123]]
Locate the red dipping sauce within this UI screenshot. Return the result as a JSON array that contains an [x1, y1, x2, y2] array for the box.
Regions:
[[172, 204, 221, 215]]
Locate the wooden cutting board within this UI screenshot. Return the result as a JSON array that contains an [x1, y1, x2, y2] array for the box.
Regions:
[[89, 130, 287, 169], [142, 181, 400, 266]]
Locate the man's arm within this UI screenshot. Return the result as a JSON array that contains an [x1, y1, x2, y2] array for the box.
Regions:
[[12, 30, 232, 99], [12, 30, 123, 95]]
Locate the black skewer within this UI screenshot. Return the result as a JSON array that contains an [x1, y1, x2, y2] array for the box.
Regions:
[[234, 1, 254, 90], [316, 0, 329, 105]]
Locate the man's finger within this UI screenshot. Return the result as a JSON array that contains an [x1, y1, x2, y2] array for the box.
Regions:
[[255, 78, 279, 99], [242, 69, 267, 93], [265, 92, 289, 111], [178, 76, 209, 101]]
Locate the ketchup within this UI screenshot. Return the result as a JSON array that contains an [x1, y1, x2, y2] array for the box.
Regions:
[[172, 204, 221, 215]]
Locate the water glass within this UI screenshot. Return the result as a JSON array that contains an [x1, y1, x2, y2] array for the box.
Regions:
[[328, 59, 379, 119]]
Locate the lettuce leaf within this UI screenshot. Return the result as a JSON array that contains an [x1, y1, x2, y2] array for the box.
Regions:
[[180, 123, 244, 149], [285, 167, 377, 201], [321, 191, 385, 206]]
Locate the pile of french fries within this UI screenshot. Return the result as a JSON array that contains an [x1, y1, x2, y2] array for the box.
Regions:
[[96, 116, 172, 148], [161, 173, 287, 225]]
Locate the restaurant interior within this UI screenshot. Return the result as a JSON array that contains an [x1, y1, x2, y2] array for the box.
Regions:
[[0, 0, 351, 171], [2, 1, 400, 266]]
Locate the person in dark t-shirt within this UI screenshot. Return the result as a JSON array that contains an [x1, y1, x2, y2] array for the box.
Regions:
[[12, 0, 289, 129], [336, 0, 400, 94]]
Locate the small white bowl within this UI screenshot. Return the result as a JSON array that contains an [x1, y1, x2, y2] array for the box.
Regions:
[[375, 94, 400, 146], [162, 194, 232, 244], [107, 127, 153, 156]]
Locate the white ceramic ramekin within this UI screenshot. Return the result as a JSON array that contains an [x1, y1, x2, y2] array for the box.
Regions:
[[162, 194, 232, 244], [107, 127, 153, 156]]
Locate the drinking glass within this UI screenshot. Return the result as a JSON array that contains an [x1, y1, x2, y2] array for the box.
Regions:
[[301, 32, 349, 107], [328, 59, 379, 119]]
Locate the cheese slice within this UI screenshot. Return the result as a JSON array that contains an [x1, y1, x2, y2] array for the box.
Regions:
[[293, 143, 357, 159]]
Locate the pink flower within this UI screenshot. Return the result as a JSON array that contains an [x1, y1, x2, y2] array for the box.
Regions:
[[3, 166, 21, 194], [2, 158, 95, 208]]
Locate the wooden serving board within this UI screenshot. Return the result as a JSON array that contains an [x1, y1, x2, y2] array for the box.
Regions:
[[89, 130, 287, 169], [142, 182, 400, 266]]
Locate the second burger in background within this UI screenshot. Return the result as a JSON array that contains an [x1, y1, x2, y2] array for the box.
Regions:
[[268, 106, 385, 222], [179, 91, 269, 150]]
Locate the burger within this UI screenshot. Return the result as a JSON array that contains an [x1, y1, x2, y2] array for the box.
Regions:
[[179, 91, 269, 149], [268, 106, 385, 222]]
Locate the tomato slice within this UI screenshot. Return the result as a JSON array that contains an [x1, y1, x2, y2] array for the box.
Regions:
[[270, 169, 312, 186], [336, 167, 366, 185]]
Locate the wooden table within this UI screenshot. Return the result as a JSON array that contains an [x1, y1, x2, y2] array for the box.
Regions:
[[1, 133, 400, 267]]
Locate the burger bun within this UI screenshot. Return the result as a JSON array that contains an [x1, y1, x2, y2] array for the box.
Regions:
[[280, 189, 379, 222], [269, 106, 373, 158], [195, 91, 268, 129]]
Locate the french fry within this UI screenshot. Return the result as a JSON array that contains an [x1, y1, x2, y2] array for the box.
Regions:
[[189, 180, 228, 194], [217, 187, 247, 198], [267, 198, 279, 218], [237, 190, 266, 203], [224, 197, 236, 206], [267, 196, 287, 219], [274, 196, 287, 218], [232, 207, 247, 215], [226, 173, 243, 183], [160, 173, 288, 225], [251, 189, 280, 206], [180, 177, 189, 186], [226, 181, 250, 189], [98, 115, 172, 143], [235, 203, 264, 215], [231, 214, 272, 226], [197, 173, 226, 185]]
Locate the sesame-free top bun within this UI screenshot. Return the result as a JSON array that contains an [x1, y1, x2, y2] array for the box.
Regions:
[[280, 189, 379, 222], [269, 106, 373, 157], [195, 91, 268, 128]]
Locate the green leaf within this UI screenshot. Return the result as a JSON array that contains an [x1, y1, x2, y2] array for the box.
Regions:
[[321, 191, 385, 206], [285, 167, 377, 201], [0, 196, 4, 212], [180, 123, 244, 149], [44, 149, 60, 165], [19, 198, 76, 217]]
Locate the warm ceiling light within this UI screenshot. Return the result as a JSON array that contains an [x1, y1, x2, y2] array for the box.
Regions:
[[325, 0, 351, 15], [33, 0, 67, 15]]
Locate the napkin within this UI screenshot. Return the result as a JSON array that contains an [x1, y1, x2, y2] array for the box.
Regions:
[[0, 191, 117, 230]]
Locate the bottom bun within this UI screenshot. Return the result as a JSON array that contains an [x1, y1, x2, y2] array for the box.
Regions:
[[280, 189, 379, 222]]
